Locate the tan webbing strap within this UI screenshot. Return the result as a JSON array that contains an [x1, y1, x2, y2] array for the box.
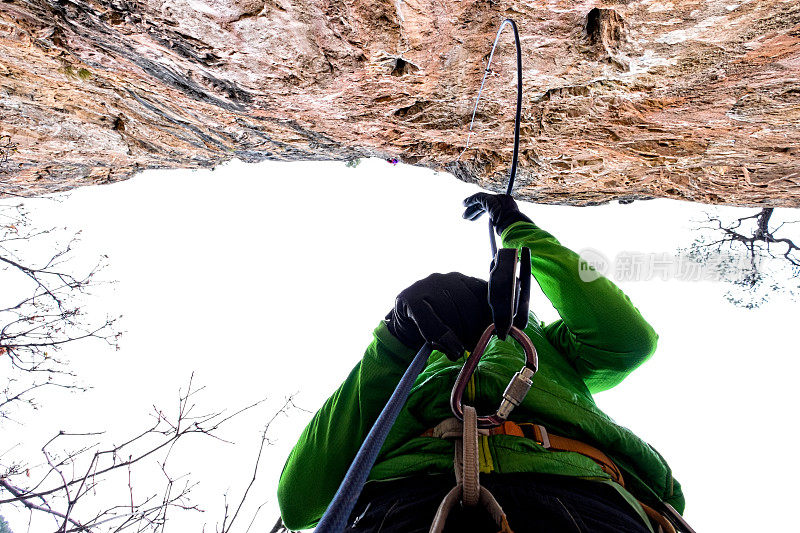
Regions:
[[429, 484, 461, 533], [479, 486, 514, 533], [423, 417, 490, 439], [427, 407, 514, 533], [429, 485, 513, 533], [462, 406, 480, 506]]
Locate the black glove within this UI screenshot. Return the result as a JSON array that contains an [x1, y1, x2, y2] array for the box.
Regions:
[[462, 193, 532, 235], [386, 273, 492, 361]]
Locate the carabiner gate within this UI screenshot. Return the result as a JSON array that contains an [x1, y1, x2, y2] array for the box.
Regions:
[[450, 324, 538, 428]]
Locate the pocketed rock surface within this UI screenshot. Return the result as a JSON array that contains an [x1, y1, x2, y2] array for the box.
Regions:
[[1, 0, 798, 206]]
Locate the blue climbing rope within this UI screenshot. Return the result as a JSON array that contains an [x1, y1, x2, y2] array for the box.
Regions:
[[315, 343, 433, 532]]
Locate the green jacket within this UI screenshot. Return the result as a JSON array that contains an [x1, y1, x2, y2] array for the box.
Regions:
[[278, 221, 684, 531]]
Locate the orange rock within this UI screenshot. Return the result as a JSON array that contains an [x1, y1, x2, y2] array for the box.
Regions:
[[0, 0, 797, 206]]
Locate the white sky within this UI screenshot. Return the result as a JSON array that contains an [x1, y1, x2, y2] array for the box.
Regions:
[[3, 158, 799, 532]]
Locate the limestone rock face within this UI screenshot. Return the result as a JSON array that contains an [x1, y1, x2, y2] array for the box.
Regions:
[[1, 0, 798, 206]]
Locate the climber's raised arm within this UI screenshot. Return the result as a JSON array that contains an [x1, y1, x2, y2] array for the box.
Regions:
[[463, 193, 658, 393]]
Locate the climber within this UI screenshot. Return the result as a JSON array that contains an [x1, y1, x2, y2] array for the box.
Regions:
[[277, 192, 686, 532]]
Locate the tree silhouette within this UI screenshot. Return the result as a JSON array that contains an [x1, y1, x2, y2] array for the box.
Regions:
[[0, 202, 295, 532], [0, 201, 118, 420], [683, 207, 800, 308]]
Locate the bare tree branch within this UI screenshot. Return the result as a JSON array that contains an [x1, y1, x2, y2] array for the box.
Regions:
[[1, 375, 288, 533], [685, 207, 800, 308], [0, 202, 120, 420], [219, 396, 298, 533], [1, 200, 300, 532]]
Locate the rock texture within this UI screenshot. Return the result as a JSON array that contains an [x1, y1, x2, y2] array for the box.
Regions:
[[0, 0, 798, 206]]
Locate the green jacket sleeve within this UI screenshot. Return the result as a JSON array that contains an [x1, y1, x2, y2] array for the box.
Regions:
[[276, 321, 416, 531], [501, 221, 658, 393]]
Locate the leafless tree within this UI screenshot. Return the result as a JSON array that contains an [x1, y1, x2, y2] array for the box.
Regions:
[[1, 375, 293, 532], [216, 397, 301, 533], [0, 201, 299, 532], [0, 201, 119, 421], [684, 207, 800, 308]]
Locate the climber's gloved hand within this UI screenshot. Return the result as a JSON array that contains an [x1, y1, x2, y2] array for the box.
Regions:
[[386, 273, 492, 361], [462, 193, 532, 235]]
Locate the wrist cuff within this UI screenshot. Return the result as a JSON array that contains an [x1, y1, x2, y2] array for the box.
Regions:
[[495, 211, 533, 236], [376, 320, 419, 362]]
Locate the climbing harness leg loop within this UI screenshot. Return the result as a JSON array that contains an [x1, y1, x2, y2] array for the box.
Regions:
[[429, 485, 513, 533], [429, 484, 462, 533], [639, 501, 677, 533]]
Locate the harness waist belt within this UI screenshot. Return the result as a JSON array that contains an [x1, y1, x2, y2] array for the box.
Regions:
[[422, 420, 625, 487]]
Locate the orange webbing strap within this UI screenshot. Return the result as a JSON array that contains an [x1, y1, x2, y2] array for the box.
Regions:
[[424, 420, 625, 486], [489, 422, 685, 533], [488, 421, 626, 487]]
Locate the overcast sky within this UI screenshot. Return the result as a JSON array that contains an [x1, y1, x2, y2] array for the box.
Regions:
[[3, 158, 799, 532]]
